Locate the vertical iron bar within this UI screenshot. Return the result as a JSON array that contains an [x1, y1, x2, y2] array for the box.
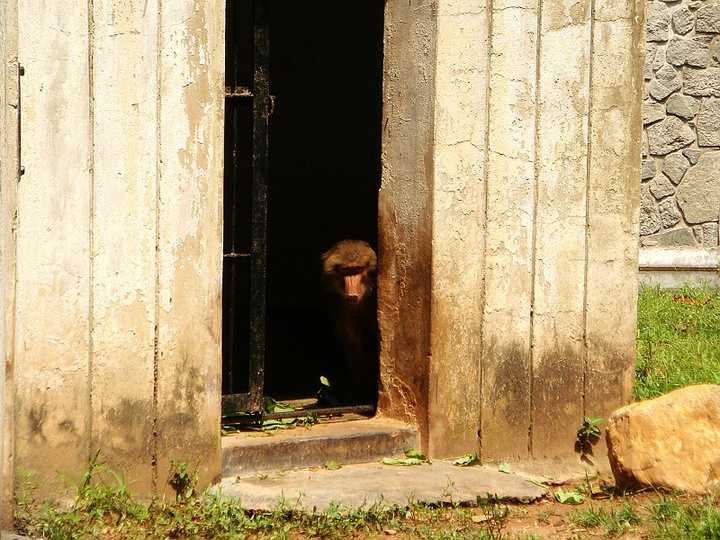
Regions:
[[224, 102, 238, 394], [248, 0, 269, 409]]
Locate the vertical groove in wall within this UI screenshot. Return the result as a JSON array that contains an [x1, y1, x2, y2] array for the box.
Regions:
[[152, 0, 162, 494], [3, 40, 21, 526], [582, 0, 596, 420], [529, 0, 543, 457], [87, 0, 95, 464], [425, 2, 438, 455], [478, 0, 494, 456]]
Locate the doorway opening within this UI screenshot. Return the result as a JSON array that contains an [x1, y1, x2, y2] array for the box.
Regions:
[[222, 0, 384, 416]]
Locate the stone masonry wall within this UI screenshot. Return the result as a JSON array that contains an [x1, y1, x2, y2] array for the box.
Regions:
[[642, 0, 720, 248]]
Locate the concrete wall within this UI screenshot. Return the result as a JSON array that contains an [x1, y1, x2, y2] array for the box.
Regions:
[[639, 247, 720, 286], [2, 0, 224, 507], [379, 0, 643, 460], [2, 0, 642, 518]]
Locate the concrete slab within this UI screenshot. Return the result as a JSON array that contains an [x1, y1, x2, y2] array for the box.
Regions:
[[216, 460, 547, 511], [1, 533, 33, 540], [222, 417, 419, 477]]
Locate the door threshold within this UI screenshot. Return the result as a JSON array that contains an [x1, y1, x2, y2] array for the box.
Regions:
[[221, 416, 419, 478]]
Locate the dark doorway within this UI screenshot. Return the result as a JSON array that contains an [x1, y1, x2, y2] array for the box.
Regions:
[[222, 0, 384, 411]]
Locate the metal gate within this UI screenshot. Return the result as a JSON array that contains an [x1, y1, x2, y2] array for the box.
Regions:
[[222, 0, 377, 420], [222, 0, 269, 416]]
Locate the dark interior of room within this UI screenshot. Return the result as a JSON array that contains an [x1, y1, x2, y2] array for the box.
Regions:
[[222, 0, 384, 406]]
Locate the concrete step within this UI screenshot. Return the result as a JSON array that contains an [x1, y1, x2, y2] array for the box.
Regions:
[[221, 417, 420, 478], [216, 460, 548, 510]]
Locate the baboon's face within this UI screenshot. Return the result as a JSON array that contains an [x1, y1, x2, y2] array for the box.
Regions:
[[322, 240, 377, 309]]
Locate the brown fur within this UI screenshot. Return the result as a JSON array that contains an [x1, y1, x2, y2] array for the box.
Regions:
[[321, 240, 378, 403]]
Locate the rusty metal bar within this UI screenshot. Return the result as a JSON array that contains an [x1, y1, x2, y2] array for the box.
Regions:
[[222, 404, 376, 424], [221, 393, 258, 416], [246, 0, 270, 411], [222, 0, 256, 407], [263, 404, 375, 420], [225, 85, 253, 98]]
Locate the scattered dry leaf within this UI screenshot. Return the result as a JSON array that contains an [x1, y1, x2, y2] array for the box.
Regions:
[[673, 295, 710, 305]]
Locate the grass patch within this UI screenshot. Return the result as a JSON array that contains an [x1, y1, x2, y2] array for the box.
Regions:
[[635, 284, 720, 401], [14, 457, 511, 539], [570, 495, 720, 539], [648, 495, 720, 539], [571, 499, 641, 537]]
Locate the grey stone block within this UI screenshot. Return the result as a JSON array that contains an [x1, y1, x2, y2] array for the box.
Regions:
[[647, 116, 696, 155], [667, 38, 709, 68], [684, 67, 720, 97], [666, 94, 698, 120], [652, 44, 668, 73], [640, 185, 662, 235], [644, 100, 666, 124], [659, 198, 683, 228], [683, 148, 701, 164], [697, 2, 720, 33], [648, 2, 671, 42], [693, 225, 704, 243], [644, 228, 698, 246], [646, 43, 659, 80], [672, 5, 695, 35], [642, 159, 659, 180], [711, 37, 720, 67], [676, 151, 720, 224], [650, 173, 677, 199], [703, 223, 719, 247], [697, 97, 720, 146], [649, 78, 683, 101], [662, 151, 691, 183], [657, 63, 680, 81]]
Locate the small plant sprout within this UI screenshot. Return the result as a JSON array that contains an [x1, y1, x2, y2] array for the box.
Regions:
[[577, 417, 603, 441], [576, 416, 603, 459], [168, 460, 200, 501]]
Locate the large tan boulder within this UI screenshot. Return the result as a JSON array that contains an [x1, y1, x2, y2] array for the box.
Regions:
[[606, 384, 720, 494]]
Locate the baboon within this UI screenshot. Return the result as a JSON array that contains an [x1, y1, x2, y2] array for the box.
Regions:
[[321, 239, 379, 404]]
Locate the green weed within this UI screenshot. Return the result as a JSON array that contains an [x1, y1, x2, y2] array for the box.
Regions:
[[571, 499, 641, 536], [16, 456, 506, 539], [648, 495, 720, 539]]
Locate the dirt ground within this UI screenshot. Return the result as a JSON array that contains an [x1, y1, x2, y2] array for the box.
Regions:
[[458, 478, 668, 540], [495, 490, 644, 539], [352, 465, 682, 539]]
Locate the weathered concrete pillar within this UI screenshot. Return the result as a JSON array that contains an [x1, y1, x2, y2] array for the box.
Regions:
[[380, 0, 643, 460], [584, 0, 645, 444], [15, 0, 94, 496], [378, 0, 437, 449], [7, 0, 224, 500], [428, 0, 487, 457]]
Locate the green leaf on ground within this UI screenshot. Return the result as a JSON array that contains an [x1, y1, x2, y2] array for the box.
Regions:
[[381, 449, 430, 466], [452, 453, 481, 467], [555, 487, 586, 505]]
